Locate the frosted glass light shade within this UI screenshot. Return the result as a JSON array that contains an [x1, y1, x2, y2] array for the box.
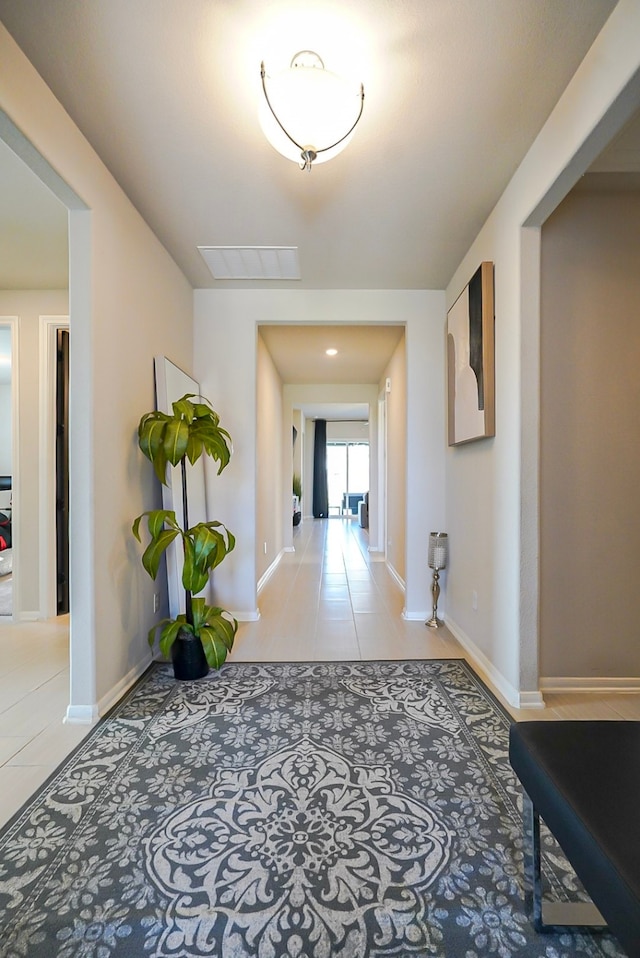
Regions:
[[259, 53, 364, 168]]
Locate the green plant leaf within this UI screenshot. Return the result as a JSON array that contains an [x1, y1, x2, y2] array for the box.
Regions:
[[138, 414, 171, 484], [182, 537, 209, 594], [142, 528, 180, 579], [133, 510, 181, 579], [199, 627, 229, 668], [132, 514, 144, 542], [147, 509, 178, 538], [132, 509, 176, 542], [193, 402, 217, 421], [206, 437, 232, 470], [204, 609, 237, 651], [190, 596, 207, 628], [138, 416, 166, 461], [172, 395, 198, 423], [191, 523, 222, 570], [148, 614, 186, 651], [185, 433, 204, 465], [162, 418, 189, 466], [158, 619, 187, 660]]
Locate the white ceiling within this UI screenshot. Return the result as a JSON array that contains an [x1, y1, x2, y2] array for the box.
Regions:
[[1, 0, 638, 411], [260, 324, 404, 384], [0, 0, 624, 295]]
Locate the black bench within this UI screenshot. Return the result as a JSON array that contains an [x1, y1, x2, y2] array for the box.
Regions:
[[509, 721, 640, 957]]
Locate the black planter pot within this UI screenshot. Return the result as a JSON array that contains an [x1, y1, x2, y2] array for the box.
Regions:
[[171, 630, 209, 681]]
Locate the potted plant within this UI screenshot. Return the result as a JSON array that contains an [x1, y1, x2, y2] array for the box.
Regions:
[[132, 393, 238, 680]]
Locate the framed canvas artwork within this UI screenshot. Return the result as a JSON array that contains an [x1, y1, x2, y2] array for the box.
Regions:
[[447, 261, 495, 445]]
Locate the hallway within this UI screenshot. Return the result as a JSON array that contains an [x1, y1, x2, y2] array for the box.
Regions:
[[2, 517, 640, 830], [233, 517, 461, 662]]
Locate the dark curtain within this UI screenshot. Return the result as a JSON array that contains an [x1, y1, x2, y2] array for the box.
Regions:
[[312, 419, 329, 518]]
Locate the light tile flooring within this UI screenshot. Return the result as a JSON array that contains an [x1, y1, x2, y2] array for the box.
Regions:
[[1, 516, 639, 829]]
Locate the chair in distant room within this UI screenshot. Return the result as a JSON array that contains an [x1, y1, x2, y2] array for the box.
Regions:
[[358, 492, 369, 529]]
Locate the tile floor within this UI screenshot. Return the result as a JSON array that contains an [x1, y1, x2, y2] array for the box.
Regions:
[[1, 516, 639, 829]]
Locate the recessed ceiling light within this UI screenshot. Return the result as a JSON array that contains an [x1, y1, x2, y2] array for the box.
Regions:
[[326, 348, 338, 356]]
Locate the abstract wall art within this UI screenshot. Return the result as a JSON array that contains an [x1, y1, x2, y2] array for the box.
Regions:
[[447, 261, 495, 445]]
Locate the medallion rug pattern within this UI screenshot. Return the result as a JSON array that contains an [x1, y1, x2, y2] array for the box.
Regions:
[[0, 661, 624, 957]]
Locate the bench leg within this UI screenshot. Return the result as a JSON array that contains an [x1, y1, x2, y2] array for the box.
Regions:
[[522, 789, 608, 933]]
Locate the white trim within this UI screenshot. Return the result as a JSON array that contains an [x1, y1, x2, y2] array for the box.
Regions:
[[540, 676, 640, 693], [0, 317, 19, 622], [402, 609, 430, 622], [386, 560, 405, 593], [64, 704, 99, 725], [96, 654, 152, 717], [257, 549, 285, 593], [232, 609, 261, 622], [18, 611, 39, 622], [445, 616, 546, 710], [65, 654, 153, 724], [39, 316, 69, 620], [378, 395, 386, 555], [67, 208, 97, 717]]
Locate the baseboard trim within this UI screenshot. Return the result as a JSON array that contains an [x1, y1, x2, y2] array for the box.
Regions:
[[402, 610, 430, 622], [386, 561, 405, 593], [445, 616, 545, 711], [257, 550, 285, 594], [19, 611, 40, 622], [233, 609, 261, 622], [540, 675, 640, 693], [97, 653, 153, 718], [64, 704, 99, 725]]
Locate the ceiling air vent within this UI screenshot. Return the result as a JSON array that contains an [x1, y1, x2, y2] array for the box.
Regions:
[[198, 246, 300, 281]]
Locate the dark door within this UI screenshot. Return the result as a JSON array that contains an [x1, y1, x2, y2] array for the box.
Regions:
[[56, 329, 70, 615]]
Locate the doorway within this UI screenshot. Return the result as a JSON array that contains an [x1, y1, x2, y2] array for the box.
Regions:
[[327, 441, 369, 516]]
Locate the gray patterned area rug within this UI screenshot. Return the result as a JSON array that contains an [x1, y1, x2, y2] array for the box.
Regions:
[[0, 660, 625, 958]]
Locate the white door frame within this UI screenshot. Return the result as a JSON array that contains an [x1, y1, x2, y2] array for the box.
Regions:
[[0, 317, 19, 621], [377, 395, 387, 556], [39, 316, 69, 620]]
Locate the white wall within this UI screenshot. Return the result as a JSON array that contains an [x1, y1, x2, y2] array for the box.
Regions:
[[194, 290, 446, 620], [1, 25, 194, 717], [380, 336, 406, 587], [444, 0, 640, 707], [0, 292, 68, 616], [0, 383, 10, 475], [540, 188, 640, 682], [256, 334, 284, 583], [326, 421, 369, 442]]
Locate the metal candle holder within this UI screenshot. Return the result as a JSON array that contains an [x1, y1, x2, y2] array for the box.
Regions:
[[426, 532, 448, 629]]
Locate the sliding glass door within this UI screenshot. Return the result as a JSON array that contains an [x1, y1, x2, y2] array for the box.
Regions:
[[326, 442, 369, 516]]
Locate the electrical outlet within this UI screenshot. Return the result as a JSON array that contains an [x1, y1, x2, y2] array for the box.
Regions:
[[472, 590, 478, 612], [153, 593, 160, 614]]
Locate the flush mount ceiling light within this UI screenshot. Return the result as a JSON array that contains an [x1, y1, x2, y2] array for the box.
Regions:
[[325, 348, 338, 356], [259, 51, 364, 172]]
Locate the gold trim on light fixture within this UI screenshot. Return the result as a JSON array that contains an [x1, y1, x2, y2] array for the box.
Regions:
[[259, 51, 364, 172]]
